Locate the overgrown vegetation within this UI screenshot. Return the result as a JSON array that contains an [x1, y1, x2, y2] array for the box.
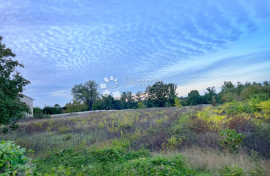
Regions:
[[1, 91, 270, 175]]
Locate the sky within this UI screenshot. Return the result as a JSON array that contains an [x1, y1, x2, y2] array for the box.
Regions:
[[0, 0, 270, 107]]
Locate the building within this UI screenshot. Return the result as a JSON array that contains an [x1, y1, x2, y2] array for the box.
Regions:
[[20, 94, 35, 117]]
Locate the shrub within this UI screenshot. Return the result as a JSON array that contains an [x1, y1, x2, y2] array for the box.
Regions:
[[98, 122, 104, 128], [0, 141, 36, 175], [222, 100, 251, 115], [90, 147, 150, 164], [118, 155, 195, 176], [219, 164, 245, 176], [243, 123, 270, 158], [137, 102, 145, 109], [33, 107, 50, 118], [43, 106, 62, 115], [174, 97, 182, 108], [220, 129, 245, 152], [43, 165, 76, 176], [59, 126, 71, 134], [256, 99, 270, 120]]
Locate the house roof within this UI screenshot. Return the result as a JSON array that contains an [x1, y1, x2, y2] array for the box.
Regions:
[[19, 93, 35, 100]]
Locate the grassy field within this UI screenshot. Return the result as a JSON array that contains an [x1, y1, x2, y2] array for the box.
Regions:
[[1, 101, 270, 175]]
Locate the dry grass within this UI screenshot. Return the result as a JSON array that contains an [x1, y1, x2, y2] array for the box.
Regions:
[[155, 146, 270, 175]]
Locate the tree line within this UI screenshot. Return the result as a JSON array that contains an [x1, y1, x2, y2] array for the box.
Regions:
[[61, 79, 270, 113]]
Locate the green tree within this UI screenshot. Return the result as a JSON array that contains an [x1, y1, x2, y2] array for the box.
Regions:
[[204, 86, 216, 104], [102, 95, 114, 110], [187, 90, 201, 105], [0, 36, 31, 126], [263, 81, 269, 86], [167, 83, 178, 106], [120, 92, 127, 109], [71, 80, 99, 111], [113, 99, 122, 110], [54, 104, 60, 108], [221, 81, 235, 93], [146, 81, 169, 107]]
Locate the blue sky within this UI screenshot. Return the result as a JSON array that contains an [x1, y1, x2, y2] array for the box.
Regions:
[[0, 0, 270, 107]]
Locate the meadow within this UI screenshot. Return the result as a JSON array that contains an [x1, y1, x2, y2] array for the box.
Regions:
[[1, 100, 270, 175]]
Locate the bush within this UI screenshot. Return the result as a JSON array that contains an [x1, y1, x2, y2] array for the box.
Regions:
[[223, 100, 251, 115], [137, 102, 145, 109], [118, 155, 195, 176], [33, 107, 50, 118], [43, 106, 62, 115], [243, 123, 270, 158], [0, 141, 36, 175], [220, 129, 245, 152], [219, 164, 245, 176]]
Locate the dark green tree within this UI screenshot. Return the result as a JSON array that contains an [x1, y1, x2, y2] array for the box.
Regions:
[[146, 81, 169, 107], [71, 80, 99, 111], [120, 92, 127, 109], [187, 90, 201, 105], [126, 91, 135, 109], [221, 81, 235, 93], [263, 81, 269, 86], [0, 36, 31, 126], [102, 95, 114, 110], [113, 100, 122, 110], [167, 83, 178, 106], [204, 86, 216, 104]]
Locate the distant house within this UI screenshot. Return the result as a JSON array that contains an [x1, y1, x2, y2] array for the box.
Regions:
[[19, 94, 35, 117]]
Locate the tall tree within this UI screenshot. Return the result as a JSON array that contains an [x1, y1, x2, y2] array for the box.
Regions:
[[0, 36, 31, 126], [120, 92, 127, 109], [71, 80, 99, 111], [146, 81, 169, 107], [221, 81, 235, 93], [204, 86, 216, 104], [102, 95, 114, 110], [167, 83, 178, 106], [187, 90, 201, 105]]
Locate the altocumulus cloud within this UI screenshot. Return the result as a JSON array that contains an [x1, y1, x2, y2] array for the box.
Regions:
[[0, 0, 270, 106]]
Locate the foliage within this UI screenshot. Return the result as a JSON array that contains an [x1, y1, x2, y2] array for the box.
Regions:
[[0, 141, 35, 176], [59, 126, 71, 134], [219, 164, 244, 176], [102, 95, 114, 110], [1, 99, 270, 175], [241, 85, 270, 100], [196, 107, 229, 131], [255, 99, 270, 120], [187, 90, 201, 105], [119, 155, 195, 176], [204, 86, 216, 104], [0, 36, 31, 126], [222, 100, 251, 115], [33, 107, 50, 118], [43, 106, 62, 115], [42, 165, 75, 176], [174, 97, 182, 108], [145, 81, 177, 107], [137, 102, 145, 109], [71, 80, 99, 111], [220, 129, 245, 152], [65, 100, 88, 113]]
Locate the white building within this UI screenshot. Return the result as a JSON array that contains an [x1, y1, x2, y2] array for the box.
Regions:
[[20, 94, 35, 117]]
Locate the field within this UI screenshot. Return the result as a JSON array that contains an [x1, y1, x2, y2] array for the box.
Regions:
[[1, 101, 270, 175]]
